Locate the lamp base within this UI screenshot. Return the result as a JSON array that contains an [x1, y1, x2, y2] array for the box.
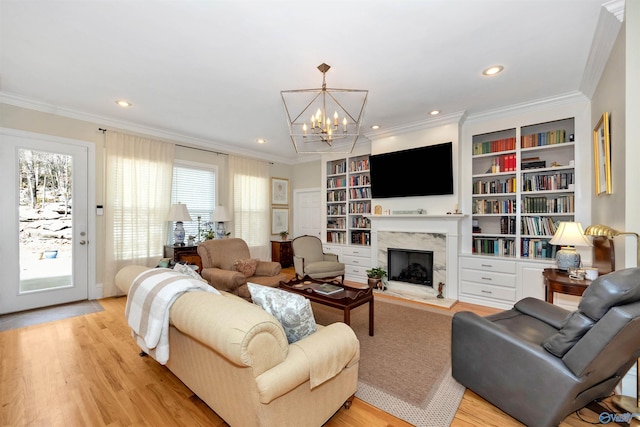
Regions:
[[611, 395, 640, 420], [556, 247, 581, 270]]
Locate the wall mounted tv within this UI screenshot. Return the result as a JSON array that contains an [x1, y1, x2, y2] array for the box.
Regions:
[[369, 142, 454, 198]]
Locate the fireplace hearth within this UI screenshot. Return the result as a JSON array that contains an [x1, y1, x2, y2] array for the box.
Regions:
[[388, 248, 433, 287]]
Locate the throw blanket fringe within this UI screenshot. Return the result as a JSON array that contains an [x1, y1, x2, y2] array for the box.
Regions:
[[125, 268, 219, 364]]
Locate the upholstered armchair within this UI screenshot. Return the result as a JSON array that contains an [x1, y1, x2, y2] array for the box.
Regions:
[[451, 268, 640, 427], [197, 238, 287, 300], [291, 235, 345, 283]]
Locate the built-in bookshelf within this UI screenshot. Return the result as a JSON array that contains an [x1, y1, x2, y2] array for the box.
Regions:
[[471, 117, 576, 260], [325, 154, 371, 245]]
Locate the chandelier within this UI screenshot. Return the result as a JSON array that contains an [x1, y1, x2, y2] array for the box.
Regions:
[[281, 63, 368, 154]]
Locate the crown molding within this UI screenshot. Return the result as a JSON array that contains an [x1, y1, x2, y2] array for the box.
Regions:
[[579, 0, 624, 99], [364, 111, 467, 140], [0, 91, 298, 165]]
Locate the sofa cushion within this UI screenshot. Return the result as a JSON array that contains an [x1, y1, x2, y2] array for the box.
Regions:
[[247, 283, 317, 344], [235, 258, 258, 277], [542, 311, 595, 357]]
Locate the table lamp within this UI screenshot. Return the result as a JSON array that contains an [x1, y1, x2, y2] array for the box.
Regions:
[[549, 222, 592, 270], [168, 203, 192, 246], [212, 206, 230, 239]]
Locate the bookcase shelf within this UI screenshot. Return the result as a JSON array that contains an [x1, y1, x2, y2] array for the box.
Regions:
[[470, 117, 576, 260]]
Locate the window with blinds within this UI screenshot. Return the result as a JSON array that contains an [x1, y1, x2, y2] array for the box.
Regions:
[[171, 162, 217, 242]]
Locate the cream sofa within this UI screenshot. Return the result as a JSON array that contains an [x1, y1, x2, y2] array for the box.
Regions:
[[115, 265, 360, 427]]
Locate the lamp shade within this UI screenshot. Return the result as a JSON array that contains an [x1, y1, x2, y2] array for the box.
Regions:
[[212, 206, 230, 222], [168, 203, 192, 222], [549, 222, 592, 247]]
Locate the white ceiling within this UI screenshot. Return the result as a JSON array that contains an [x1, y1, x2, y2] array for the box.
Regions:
[[1, 0, 609, 163]]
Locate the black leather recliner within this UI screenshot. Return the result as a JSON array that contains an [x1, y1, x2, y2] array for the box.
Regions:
[[451, 268, 640, 427]]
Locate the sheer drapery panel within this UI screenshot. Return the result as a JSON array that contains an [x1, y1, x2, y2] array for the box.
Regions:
[[228, 155, 270, 260], [103, 131, 174, 296]]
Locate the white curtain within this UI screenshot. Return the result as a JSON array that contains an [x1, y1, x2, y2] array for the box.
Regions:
[[228, 155, 271, 260], [103, 131, 175, 296]]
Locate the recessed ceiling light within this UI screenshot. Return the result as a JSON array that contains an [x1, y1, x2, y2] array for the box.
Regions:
[[430, 110, 440, 116], [256, 139, 266, 144], [371, 125, 380, 130], [115, 100, 132, 107], [482, 65, 504, 76]]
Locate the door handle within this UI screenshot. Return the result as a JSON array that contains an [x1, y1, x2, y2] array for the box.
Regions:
[[79, 240, 87, 245]]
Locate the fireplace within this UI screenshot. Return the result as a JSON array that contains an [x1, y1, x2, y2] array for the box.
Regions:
[[388, 248, 433, 287]]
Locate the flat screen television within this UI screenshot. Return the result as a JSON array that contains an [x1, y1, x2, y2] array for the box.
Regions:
[[369, 142, 454, 198]]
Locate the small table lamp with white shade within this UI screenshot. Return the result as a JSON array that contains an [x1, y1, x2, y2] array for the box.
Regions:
[[169, 203, 192, 246], [212, 206, 231, 239], [549, 221, 592, 270]]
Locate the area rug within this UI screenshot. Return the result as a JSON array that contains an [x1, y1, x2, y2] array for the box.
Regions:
[[312, 297, 465, 427]]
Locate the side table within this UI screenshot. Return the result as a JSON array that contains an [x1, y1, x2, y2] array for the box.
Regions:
[[542, 268, 592, 304], [271, 240, 293, 267], [164, 244, 202, 271]]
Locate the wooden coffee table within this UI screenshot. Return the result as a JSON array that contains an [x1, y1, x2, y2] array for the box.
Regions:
[[280, 276, 374, 336]]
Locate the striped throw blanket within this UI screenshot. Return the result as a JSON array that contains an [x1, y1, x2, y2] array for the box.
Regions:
[[125, 268, 219, 364]]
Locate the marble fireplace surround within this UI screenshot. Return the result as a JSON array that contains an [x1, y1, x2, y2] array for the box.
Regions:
[[369, 215, 464, 302]]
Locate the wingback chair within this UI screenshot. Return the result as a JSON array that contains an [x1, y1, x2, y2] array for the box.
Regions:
[[451, 267, 640, 427], [197, 238, 287, 300], [291, 235, 345, 283]]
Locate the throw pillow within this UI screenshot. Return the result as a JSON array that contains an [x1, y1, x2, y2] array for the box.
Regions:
[[542, 311, 595, 357], [173, 263, 208, 283], [235, 258, 258, 278], [247, 283, 317, 343]]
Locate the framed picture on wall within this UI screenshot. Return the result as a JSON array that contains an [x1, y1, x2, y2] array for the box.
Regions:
[[271, 177, 289, 205], [271, 208, 289, 235], [593, 112, 612, 196]]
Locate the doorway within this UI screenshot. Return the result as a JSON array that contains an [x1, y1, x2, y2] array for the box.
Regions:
[[0, 129, 94, 314], [293, 188, 322, 239]]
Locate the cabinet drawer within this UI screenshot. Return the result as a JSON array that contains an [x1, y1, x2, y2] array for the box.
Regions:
[[460, 257, 516, 274], [323, 244, 342, 256], [461, 281, 516, 302], [342, 255, 371, 267], [342, 246, 371, 257], [346, 265, 368, 278], [460, 269, 516, 288]]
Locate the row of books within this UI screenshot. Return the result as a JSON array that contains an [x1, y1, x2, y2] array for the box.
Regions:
[[473, 177, 517, 195], [521, 216, 559, 236], [349, 201, 371, 213], [473, 137, 517, 155], [521, 130, 567, 148], [326, 231, 346, 244], [327, 177, 346, 189], [327, 205, 346, 215], [327, 190, 346, 202], [488, 154, 517, 173], [522, 239, 558, 259], [328, 160, 347, 175], [327, 218, 346, 229], [349, 159, 369, 172], [350, 217, 371, 228], [522, 172, 574, 192], [522, 195, 574, 214], [500, 216, 517, 234], [473, 199, 516, 214], [349, 175, 370, 186], [350, 187, 372, 199], [351, 231, 371, 245], [472, 238, 516, 256]]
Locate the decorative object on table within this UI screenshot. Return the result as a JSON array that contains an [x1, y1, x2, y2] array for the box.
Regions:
[[271, 177, 289, 205], [187, 235, 196, 246], [168, 203, 192, 246], [437, 282, 445, 299], [281, 62, 368, 154], [201, 222, 216, 241], [366, 267, 387, 290], [279, 230, 289, 241], [593, 112, 612, 195], [549, 221, 592, 270], [271, 207, 289, 235], [212, 205, 231, 239]]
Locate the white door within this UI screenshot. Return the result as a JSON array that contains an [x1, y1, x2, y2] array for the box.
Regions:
[[293, 188, 322, 239], [0, 129, 91, 314]]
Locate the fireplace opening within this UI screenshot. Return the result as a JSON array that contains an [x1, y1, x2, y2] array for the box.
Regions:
[[388, 248, 433, 287]]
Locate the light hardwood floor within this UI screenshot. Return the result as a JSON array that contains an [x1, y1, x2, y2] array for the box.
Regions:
[[0, 285, 614, 426]]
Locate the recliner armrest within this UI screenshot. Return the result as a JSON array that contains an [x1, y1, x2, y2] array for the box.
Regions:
[[200, 267, 246, 293], [255, 260, 282, 276], [514, 297, 571, 329]]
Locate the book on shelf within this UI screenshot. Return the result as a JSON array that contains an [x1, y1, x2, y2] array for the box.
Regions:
[[314, 283, 343, 295]]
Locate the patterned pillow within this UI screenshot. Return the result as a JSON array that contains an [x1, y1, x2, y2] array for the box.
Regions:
[[173, 263, 208, 283], [247, 283, 317, 343], [235, 258, 258, 277]]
